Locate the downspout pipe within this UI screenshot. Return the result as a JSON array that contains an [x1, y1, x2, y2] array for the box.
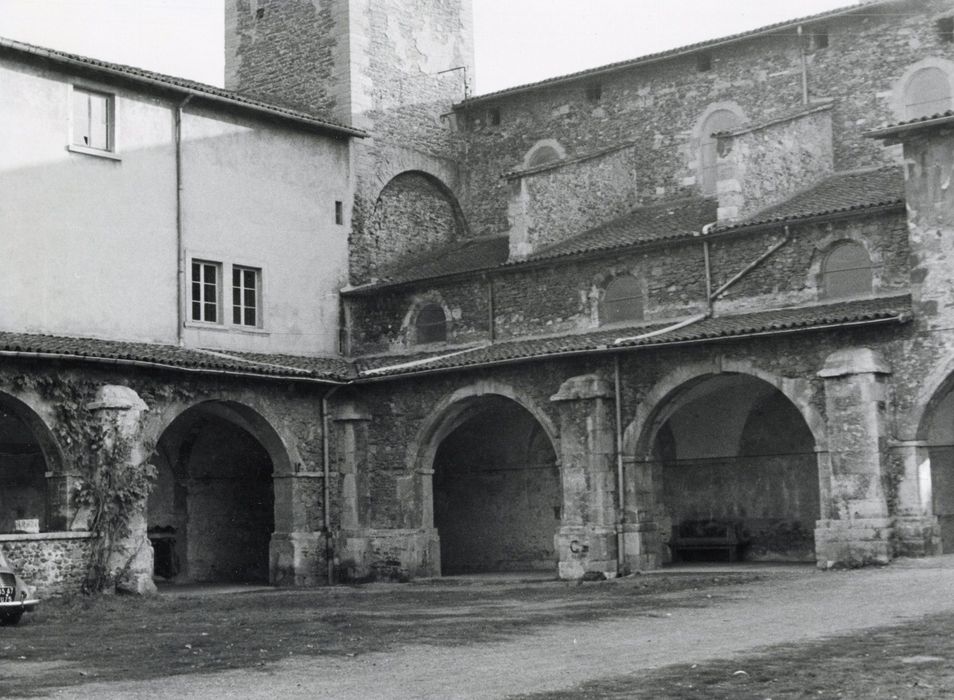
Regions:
[[614, 355, 626, 576], [797, 25, 809, 105], [710, 225, 791, 301], [175, 94, 193, 346], [321, 385, 342, 585]]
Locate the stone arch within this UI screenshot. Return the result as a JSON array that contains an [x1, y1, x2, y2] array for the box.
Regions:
[[0, 390, 67, 532], [144, 396, 298, 476], [692, 102, 746, 196], [411, 380, 562, 574], [624, 359, 826, 462], [400, 293, 454, 346], [410, 380, 560, 476], [364, 170, 469, 274], [892, 57, 954, 121], [907, 356, 954, 443], [522, 139, 567, 169]]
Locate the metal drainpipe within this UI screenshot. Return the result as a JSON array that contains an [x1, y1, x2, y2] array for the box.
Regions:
[[614, 355, 626, 576], [175, 94, 193, 346], [797, 25, 809, 105], [322, 385, 342, 585], [486, 274, 496, 342]]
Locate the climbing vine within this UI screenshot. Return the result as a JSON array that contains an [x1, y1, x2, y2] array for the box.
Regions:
[[1, 371, 157, 593]]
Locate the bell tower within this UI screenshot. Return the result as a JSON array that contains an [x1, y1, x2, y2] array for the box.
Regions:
[[225, 0, 475, 282]]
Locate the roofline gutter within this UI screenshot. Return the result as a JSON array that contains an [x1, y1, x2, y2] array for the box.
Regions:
[[0, 350, 347, 385], [342, 202, 905, 297], [0, 310, 908, 385], [865, 114, 954, 140], [353, 313, 909, 384], [455, 1, 890, 108], [0, 39, 366, 139]]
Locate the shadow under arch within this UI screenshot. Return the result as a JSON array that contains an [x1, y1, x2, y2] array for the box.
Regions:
[[146, 398, 295, 584], [0, 391, 68, 531], [410, 381, 562, 575], [622, 360, 827, 566]]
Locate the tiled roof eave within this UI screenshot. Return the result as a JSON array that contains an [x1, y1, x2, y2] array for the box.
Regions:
[[865, 112, 954, 140], [712, 200, 906, 235], [0, 38, 366, 138], [357, 300, 911, 381]]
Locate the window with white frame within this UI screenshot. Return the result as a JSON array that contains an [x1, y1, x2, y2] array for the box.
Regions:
[[71, 87, 114, 152], [191, 260, 221, 323], [232, 266, 262, 327]]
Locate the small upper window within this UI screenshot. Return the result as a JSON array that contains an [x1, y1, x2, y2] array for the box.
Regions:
[[696, 53, 712, 72], [72, 87, 113, 152], [821, 242, 872, 300], [937, 17, 954, 43], [699, 108, 742, 195], [415, 303, 447, 344], [585, 83, 603, 103], [232, 266, 262, 327], [903, 67, 952, 119], [811, 27, 829, 50], [601, 276, 644, 324], [191, 260, 221, 323], [488, 108, 501, 126], [527, 145, 561, 168]]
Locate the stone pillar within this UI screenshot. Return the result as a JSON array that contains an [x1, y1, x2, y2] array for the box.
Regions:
[[270, 467, 325, 586], [815, 349, 894, 568], [889, 440, 941, 557], [551, 374, 619, 579], [86, 385, 156, 595], [620, 456, 659, 571]]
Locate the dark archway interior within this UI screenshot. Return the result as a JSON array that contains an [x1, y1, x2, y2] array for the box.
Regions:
[[0, 402, 47, 533], [926, 388, 954, 552], [433, 397, 560, 574], [148, 406, 274, 583], [652, 374, 819, 563]]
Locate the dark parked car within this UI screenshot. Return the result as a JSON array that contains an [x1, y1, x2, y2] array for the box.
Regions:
[[0, 551, 39, 626]]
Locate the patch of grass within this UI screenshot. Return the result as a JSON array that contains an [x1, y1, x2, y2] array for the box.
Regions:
[[0, 573, 753, 696], [517, 611, 954, 699]]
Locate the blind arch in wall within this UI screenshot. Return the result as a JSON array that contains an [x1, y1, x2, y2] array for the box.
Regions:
[[822, 242, 872, 300], [416, 303, 448, 344], [601, 276, 644, 324], [904, 67, 952, 119]]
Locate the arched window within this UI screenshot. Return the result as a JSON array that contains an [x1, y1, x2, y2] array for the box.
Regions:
[[904, 67, 952, 119], [0, 401, 49, 534], [601, 276, 644, 324], [822, 242, 872, 300], [699, 109, 742, 195], [416, 303, 447, 343], [527, 145, 561, 168]]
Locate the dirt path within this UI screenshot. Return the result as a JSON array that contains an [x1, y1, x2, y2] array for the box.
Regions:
[[32, 558, 954, 699]]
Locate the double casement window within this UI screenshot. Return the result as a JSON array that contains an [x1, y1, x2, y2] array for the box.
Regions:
[[71, 87, 114, 153], [190, 260, 263, 329]]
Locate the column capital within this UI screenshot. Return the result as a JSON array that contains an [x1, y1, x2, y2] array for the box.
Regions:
[[551, 374, 613, 403], [818, 348, 891, 378], [86, 385, 148, 412]]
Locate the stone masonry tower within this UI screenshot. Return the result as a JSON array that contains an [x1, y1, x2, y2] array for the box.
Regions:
[[225, 0, 475, 283]]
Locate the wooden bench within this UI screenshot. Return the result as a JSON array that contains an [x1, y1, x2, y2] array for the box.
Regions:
[[671, 520, 744, 563]]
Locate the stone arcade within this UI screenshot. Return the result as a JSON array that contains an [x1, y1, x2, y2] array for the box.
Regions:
[[4, 0, 954, 593]]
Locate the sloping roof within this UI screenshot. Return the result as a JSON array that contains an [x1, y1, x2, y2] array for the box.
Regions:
[[713, 167, 905, 233], [459, 1, 888, 106], [0, 37, 365, 138], [368, 236, 510, 288], [356, 295, 911, 377], [0, 332, 352, 382], [866, 110, 954, 139], [524, 197, 717, 263]]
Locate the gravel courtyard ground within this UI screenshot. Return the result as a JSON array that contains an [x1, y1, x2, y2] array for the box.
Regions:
[[4, 558, 954, 699]]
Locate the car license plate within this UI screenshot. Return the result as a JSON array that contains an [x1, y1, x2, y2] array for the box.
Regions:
[[0, 587, 13, 603]]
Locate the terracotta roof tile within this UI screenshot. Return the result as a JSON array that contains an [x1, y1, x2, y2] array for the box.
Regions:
[[459, 1, 888, 106], [866, 110, 954, 138], [523, 197, 717, 262], [0, 37, 364, 137], [713, 167, 905, 233], [0, 332, 351, 381], [358, 295, 911, 377]]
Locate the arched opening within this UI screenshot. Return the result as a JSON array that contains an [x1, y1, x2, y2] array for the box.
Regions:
[[601, 275, 644, 324], [415, 303, 448, 344], [0, 393, 63, 534], [821, 241, 873, 300], [904, 66, 952, 119], [432, 396, 561, 574], [647, 374, 819, 564], [523, 139, 566, 169], [924, 387, 954, 552], [147, 402, 280, 584], [366, 171, 467, 274], [699, 108, 742, 195]]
